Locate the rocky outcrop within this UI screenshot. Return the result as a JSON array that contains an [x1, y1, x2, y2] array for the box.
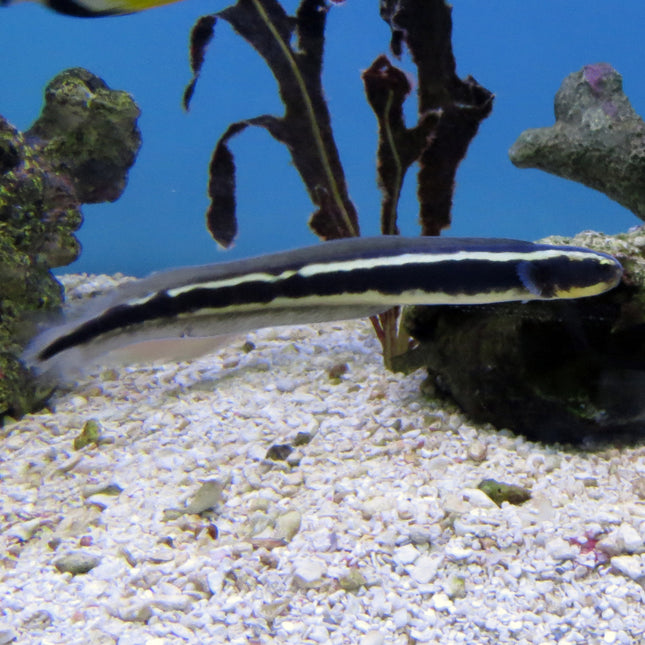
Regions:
[[509, 63, 645, 221], [0, 68, 141, 417]]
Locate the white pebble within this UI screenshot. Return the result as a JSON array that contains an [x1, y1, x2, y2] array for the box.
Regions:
[[152, 594, 193, 612], [292, 558, 325, 588], [360, 631, 385, 645], [276, 378, 297, 393], [598, 523, 644, 556], [508, 561, 522, 578], [7, 519, 43, 542], [618, 522, 644, 553], [408, 554, 440, 584], [467, 440, 487, 462], [369, 588, 391, 617], [206, 570, 224, 595], [69, 395, 88, 409], [168, 623, 196, 640], [393, 544, 420, 566], [276, 510, 302, 541], [246, 444, 267, 461], [611, 555, 645, 581], [546, 536, 578, 561], [308, 625, 330, 643], [425, 455, 453, 474], [462, 488, 498, 508], [432, 592, 453, 612], [444, 542, 473, 561], [280, 620, 303, 635], [361, 495, 394, 519], [392, 608, 409, 629]]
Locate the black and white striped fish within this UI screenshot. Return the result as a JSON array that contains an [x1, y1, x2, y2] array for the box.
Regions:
[[23, 236, 623, 380]]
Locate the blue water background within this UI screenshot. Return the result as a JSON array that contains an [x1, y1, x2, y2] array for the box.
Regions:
[[2, 0, 643, 276]]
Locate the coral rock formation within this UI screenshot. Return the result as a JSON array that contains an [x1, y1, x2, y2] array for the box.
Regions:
[[0, 68, 141, 416], [509, 63, 645, 221]]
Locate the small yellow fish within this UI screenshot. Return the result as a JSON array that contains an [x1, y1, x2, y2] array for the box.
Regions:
[[2, 0, 184, 17]]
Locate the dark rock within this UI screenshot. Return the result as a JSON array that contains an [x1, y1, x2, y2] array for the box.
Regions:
[[509, 63, 645, 221], [292, 432, 313, 447], [0, 115, 72, 416], [54, 551, 101, 575], [328, 362, 349, 380], [265, 444, 294, 461], [0, 116, 81, 270], [401, 229, 645, 443]]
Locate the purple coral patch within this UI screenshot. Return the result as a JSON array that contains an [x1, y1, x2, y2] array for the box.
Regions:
[[583, 63, 615, 96], [601, 100, 618, 119], [584, 63, 619, 117]]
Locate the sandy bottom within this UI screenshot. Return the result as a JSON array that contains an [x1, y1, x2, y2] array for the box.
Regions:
[[2, 311, 645, 644]]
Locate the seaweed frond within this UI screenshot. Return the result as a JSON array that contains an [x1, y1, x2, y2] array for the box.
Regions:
[[185, 0, 359, 247]]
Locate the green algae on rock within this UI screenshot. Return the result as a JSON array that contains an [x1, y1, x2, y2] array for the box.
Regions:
[[0, 68, 141, 418], [0, 119, 82, 270], [0, 117, 76, 417], [478, 479, 531, 507], [73, 419, 102, 450], [27, 68, 142, 204]]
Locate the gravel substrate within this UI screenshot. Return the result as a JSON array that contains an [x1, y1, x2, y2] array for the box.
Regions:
[[2, 275, 645, 644]]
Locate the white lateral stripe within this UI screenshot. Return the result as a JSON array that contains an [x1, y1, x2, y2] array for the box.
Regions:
[[147, 248, 606, 305], [299, 249, 606, 277], [122, 269, 301, 307], [165, 269, 299, 300]]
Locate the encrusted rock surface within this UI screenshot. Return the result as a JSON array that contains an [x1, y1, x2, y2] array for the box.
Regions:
[[0, 68, 141, 417], [26, 68, 141, 204]]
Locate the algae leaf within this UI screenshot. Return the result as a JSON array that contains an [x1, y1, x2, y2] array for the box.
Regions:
[[183, 15, 217, 111], [185, 0, 359, 247], [375, 0, 494, 236], [362, 54, 440, 236]]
